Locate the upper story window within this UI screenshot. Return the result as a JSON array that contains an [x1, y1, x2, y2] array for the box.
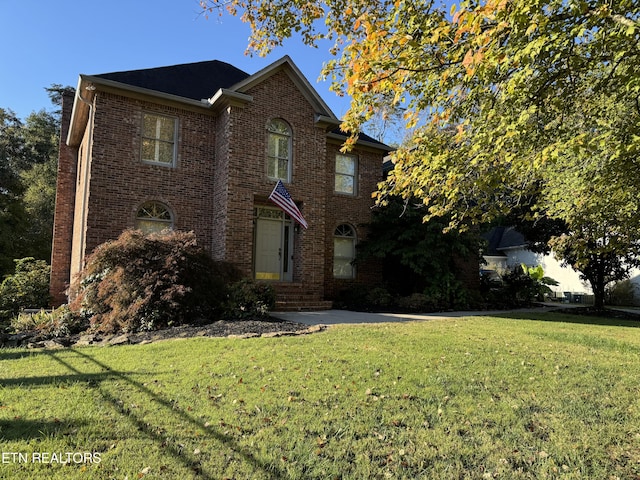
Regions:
[[267, 119, 291, 182], [135, 201, 173, 234], [335, 153, 357, 195], [142, 113, 177, 166], [333, 224, 356, 279]]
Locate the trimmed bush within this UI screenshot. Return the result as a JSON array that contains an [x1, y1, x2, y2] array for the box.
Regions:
[[224, 279, 276, 319], [70, 230, 241, 333], [0, 257, 51, 322], [397, 293, 437, 313]]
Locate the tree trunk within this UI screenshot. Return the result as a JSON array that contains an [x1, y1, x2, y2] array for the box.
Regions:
[[591, 260, 606, 311], [592, 283, 605, 311]]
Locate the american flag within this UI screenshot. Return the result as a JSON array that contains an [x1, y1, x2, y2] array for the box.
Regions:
[[268, 180, 308, 229]]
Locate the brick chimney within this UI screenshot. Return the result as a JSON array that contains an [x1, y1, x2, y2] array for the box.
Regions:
[[49, 90, 77, 306]]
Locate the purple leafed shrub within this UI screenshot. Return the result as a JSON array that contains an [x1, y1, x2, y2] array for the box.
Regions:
[[70, 230, 241, 333]]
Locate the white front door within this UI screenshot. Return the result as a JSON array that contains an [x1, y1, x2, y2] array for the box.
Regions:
[[254, 208, 294, 281]]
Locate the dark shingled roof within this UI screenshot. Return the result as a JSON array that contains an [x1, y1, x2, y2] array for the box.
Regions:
[[330, 127, 390, 149], [93, 59, 391, 151], [94, 60, 250, 101], [483, 227, 527, 256]]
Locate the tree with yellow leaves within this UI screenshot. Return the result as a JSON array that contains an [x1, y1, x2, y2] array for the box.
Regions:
[[202, 0, 640, 308]]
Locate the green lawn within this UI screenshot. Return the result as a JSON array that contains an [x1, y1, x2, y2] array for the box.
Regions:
[[1, 313, 639, 479]]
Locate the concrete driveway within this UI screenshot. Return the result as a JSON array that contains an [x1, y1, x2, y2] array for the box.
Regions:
[[271, 305, 565, 326]]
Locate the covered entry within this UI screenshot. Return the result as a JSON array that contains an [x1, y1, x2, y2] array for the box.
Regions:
[[254, 207, 294, 281]]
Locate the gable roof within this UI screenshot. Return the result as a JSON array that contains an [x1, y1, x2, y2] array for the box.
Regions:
[[224, 55, 337, 120], [67, 56, 389, 152], [93, 60, 250, 102]]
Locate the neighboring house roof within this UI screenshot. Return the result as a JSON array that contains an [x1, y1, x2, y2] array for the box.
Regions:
[[94, 60, 250, 102], [483, 226, 527, 257]]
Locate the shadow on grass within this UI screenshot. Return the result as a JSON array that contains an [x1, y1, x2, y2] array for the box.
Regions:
[[0, 349, 61, 361], [0, 371, 123, 387], [0, 418, 88, 441], [40, 349, 287, 480], [495, 309, 640, 328]]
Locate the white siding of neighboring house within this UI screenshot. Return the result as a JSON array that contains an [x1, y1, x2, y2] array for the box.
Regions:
[[483, 226, 640, 305], [494, 247, 640, 304], [488, 246, 592, 295]]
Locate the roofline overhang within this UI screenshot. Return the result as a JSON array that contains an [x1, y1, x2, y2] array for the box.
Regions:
[[496, 245, 528, 252], [326, 131, 394, 153], [315, 114, 341, 129], [206, 88, 253, 113], [67, 74, 218, 146]]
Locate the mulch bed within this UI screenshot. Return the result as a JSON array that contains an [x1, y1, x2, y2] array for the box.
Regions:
[[0, 318, 325, 349]]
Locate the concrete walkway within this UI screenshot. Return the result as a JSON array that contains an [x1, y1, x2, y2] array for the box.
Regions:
[[271, 304, 568, 326]]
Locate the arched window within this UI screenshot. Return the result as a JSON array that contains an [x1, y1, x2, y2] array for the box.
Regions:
[[135, 201, 173, 234], [333, 224, 356, 278], [267, 119, 291, 182]]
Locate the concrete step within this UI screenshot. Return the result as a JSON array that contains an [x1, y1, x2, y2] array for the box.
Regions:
[[274, 300, 333, 312]]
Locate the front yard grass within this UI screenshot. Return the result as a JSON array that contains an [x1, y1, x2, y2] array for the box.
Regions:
[[1, 312, 639, 479]]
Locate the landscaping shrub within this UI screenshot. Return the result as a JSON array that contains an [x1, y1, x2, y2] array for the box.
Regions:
[[0, 257, 51, 323], [481, 264, 558, 308], [333, 284, 394, 311], [333, 284, 372, 310], [70, 230, 242, 333], [606, 279, 636, 306], [396, 292, 436, 312], [10, 305, 88, 338], [224, 279, 276, 319]]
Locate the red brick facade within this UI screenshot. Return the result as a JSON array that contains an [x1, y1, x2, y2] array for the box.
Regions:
[[50, 57, 390, 306]]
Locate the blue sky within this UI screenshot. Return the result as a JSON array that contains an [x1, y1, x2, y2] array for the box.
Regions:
[[0, 0, 351, 120]]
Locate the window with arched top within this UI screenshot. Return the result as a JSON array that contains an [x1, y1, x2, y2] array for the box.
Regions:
[[267, 119, 292, 182], [333, 224, 356, 279], [135, 201, 173, 234]]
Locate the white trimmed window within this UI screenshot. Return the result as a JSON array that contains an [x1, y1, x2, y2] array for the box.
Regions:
[[335, 153, 357, 195], [135, 201, 173, 234], [267, 119, 291, 182], [141, 113, 177, 166], [333, 224, 356, 278]]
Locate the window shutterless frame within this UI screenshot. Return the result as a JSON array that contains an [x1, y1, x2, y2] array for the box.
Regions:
[[141, 113, 177, 166], [135, 201, 173, 234], [335, 153, 357, 195], [267, 119, 292, 182], [333, 224, 357, 278]]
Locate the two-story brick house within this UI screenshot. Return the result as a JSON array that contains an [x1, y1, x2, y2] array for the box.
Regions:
[[50, 56, 392, 309]]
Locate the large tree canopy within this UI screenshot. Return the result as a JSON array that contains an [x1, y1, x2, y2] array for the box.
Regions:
[[203, 0, 640, 307], [201, 0, 639, 218], [0, 86, 67, 277]]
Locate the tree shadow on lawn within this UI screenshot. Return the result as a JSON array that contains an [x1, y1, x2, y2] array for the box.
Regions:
[[39, 349, 288, 480], [0, 348, 61, 361], [495, 308, 640, 328], [0, 418, 89, 441]]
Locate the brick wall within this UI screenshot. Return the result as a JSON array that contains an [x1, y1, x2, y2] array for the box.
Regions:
[[51, 65, 389, 305], [224, 69, 329, 298], [49, 91, 77, 306], [81, 93, 218, 259], [324, 141, 384, 298]]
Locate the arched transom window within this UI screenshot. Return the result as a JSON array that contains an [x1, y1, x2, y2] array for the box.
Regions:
[[135, 201, 173, 234], [333, 224, 356, 279], [267, 119, 291, 182]]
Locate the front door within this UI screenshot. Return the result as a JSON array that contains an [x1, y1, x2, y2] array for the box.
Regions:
[[254, 208, 294, 281]]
